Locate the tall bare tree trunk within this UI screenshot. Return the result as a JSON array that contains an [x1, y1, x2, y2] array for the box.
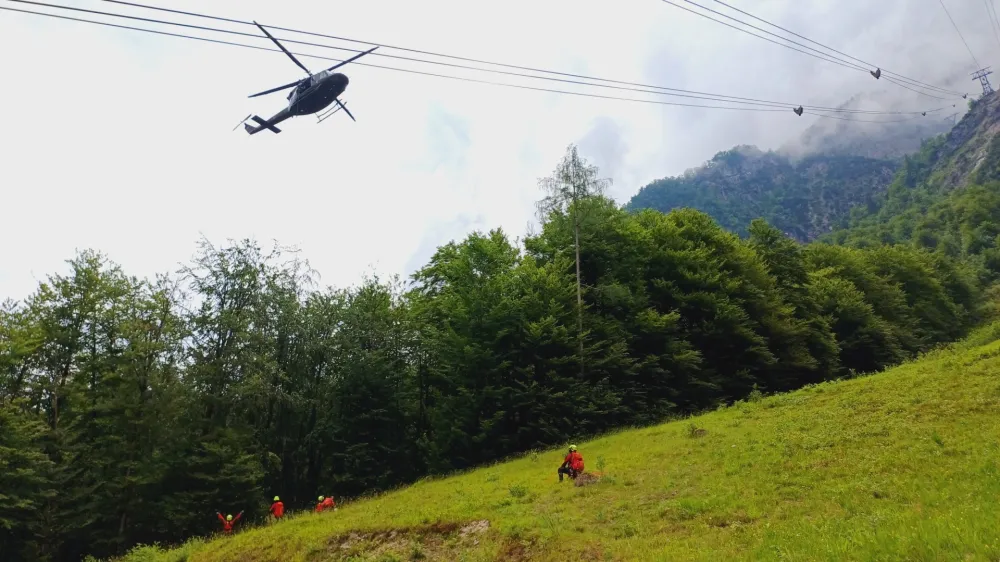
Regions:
[[536, 144, 610, 377], [574, 197, 584, 376]]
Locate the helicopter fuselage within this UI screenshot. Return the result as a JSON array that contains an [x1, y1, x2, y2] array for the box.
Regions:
[[244, 71, 350, 135], [242, 20, 375, 136], [287, 71, 349, 115], [244, 21, 378, 135]]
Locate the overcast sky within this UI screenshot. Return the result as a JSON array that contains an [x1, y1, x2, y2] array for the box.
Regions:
[[1, 0, 994, 298]]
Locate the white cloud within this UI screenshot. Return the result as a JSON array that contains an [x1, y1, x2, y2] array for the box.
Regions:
[[0, 0, 992, 298]]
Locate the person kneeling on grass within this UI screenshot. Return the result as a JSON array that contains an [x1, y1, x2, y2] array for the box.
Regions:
[[315, 495, 336, 513], [558, 444, 584, 482]]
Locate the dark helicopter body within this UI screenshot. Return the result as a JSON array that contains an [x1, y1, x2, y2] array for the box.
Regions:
[[240, 22, 376, 135], [290, 72, 349, 115]]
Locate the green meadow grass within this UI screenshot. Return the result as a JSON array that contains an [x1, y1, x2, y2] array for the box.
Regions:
[[116, 328, 1000, 561]]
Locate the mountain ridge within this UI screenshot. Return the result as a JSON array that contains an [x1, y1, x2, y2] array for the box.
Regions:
[[626, 147, 898, 242], [626, 93, 977, 241]]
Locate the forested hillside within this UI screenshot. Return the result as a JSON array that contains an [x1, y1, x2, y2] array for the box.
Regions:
[[1, 128, 997, 561], [626, 146, 898, 241], [828, 92, 1000, 267], [626, 93, 962, 242]]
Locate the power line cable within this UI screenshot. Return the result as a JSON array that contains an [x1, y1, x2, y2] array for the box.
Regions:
[[706, 0, 964, 95], [805, 110, 942, 123], [985, 0, 1000, 55], [105, 0, 958, 109], [659, 0, 867, 73], [6, 0, 812, 112], [12, 0, 945, 116], [0, 5, 791, 114], [665, 0, 964, 100], [881, 76, 953, 100], [938, 0, 981, 68], [992, 0, 1000, 41], [93, 0, 948, 114], [3, 3, 951, 122]]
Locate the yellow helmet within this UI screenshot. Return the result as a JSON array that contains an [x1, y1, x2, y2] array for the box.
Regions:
[[226, 514, 233, 521], [273, 496, 280, 502], [318, 495, 324, 501], [569, 444, 578, 452]]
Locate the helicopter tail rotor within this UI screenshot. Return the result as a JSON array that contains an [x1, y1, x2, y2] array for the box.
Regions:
[[232, 114, 252, 131]]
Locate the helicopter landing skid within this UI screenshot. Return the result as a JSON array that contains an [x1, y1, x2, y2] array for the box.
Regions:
[[317, 102, 345, 124]]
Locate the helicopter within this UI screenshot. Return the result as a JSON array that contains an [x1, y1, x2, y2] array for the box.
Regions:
[[238, 21, 378, 135]]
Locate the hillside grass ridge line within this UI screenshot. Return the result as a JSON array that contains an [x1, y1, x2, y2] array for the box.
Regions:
[[113, 322, 1000, 561], [6, 97, 1000, 562]]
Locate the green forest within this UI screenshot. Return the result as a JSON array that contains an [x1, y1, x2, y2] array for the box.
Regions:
[[2, 138, 998, 561], [625, 146, 899, 242]]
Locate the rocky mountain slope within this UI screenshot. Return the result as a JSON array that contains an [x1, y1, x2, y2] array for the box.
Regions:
[[824, 91, 1000, 265], [914, 91, 1000, 191], [626, 92, 973, 241], [626, 146, 898, 242]]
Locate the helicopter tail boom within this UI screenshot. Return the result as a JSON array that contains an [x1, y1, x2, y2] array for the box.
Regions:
[[244, 115, 282, 135]]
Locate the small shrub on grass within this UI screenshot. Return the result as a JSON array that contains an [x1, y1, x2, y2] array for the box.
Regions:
[[508, 483, 528, 498], [614, 521, 639, 539], [687, 423, 707, 438], [932, 432, 944, 447], [595, 509, 608, 523]]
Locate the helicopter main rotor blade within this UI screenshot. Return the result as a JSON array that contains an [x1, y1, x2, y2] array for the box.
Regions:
[[253, 20, 312, 76], [248, 78, 304, 98], [336, 99, 355, 122], [325, 46, 380, 72]]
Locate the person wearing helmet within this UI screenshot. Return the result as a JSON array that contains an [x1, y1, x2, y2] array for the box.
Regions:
[[216, 510, 244, 534], [269, 496, 285, 522], [558, 444, 585, 482], [315, 495, 336, 513]]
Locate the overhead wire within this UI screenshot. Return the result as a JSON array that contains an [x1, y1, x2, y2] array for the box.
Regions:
[[706, 0, 964, 96], [0, 5, 789, 114], [659, 0, 867, 73], [805, 110, 942, 123], [664, 0, 965, 100], [3, 2, 954, 122], [880, 77, 953, 100], [985, 0, 1000, 56], [4, 0, 823, 111], [82, 0, 942, 115], [938, 0, 982, 69], [99, 0, 955, 112]]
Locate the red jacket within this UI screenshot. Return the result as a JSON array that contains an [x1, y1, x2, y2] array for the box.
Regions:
[[316, 497, 335, 512], [217, 512, 241, 533], [269, 501, 285, 518], [564, 451, 584, 472]]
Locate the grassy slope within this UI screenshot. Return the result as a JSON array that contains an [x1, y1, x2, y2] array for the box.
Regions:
[[122, 326, 1000, 562]]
